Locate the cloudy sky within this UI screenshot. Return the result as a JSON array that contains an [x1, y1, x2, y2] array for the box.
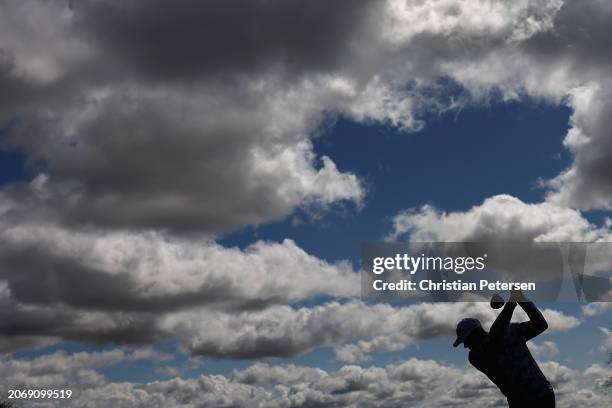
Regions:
[[0, 0, 611, 407]]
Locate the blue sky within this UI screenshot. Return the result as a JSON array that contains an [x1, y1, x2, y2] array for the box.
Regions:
[[220, 99, 574, 260]]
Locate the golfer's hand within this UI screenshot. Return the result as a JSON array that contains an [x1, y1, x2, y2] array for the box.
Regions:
[[509, 289, 527, 303]]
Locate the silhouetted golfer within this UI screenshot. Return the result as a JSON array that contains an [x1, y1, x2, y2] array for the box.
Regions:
[[453, 291, 555, 407]]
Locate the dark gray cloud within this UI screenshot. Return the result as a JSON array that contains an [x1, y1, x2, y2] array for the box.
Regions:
[[546, 85, 612, 209], [74, 0, 380, 81], [510, 0, 612, 209], [0, 51, 38, 116], [1, 246, 232, 313], [0, 223, 358, 312], [0, 220, 360, 353], [2, 81, 364, 233], [0, 290, 163, 349], [2, 0, 612, 233], [165, 300, 577, 361], [7, 0, 611, 236], [521, 0, 612, 77], [0, 0, 366, 234], [0, 258, 580, 359]]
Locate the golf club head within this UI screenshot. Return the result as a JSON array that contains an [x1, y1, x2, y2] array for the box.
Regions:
[[490, 293, 505, 309]]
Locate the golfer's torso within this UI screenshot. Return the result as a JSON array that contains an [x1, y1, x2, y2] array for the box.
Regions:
[[469, 324, 550, 400]]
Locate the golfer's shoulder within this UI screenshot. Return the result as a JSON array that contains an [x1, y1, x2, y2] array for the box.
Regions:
[[468, 348, 488, 371], [468, 347, 485, 364]]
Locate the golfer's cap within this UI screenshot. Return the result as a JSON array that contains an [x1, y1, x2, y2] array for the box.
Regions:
[[453, 318, 481, 347]]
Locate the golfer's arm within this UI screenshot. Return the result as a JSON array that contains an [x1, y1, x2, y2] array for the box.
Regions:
[[517, 300, 548, 340], [489, 300, 516, 343]]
